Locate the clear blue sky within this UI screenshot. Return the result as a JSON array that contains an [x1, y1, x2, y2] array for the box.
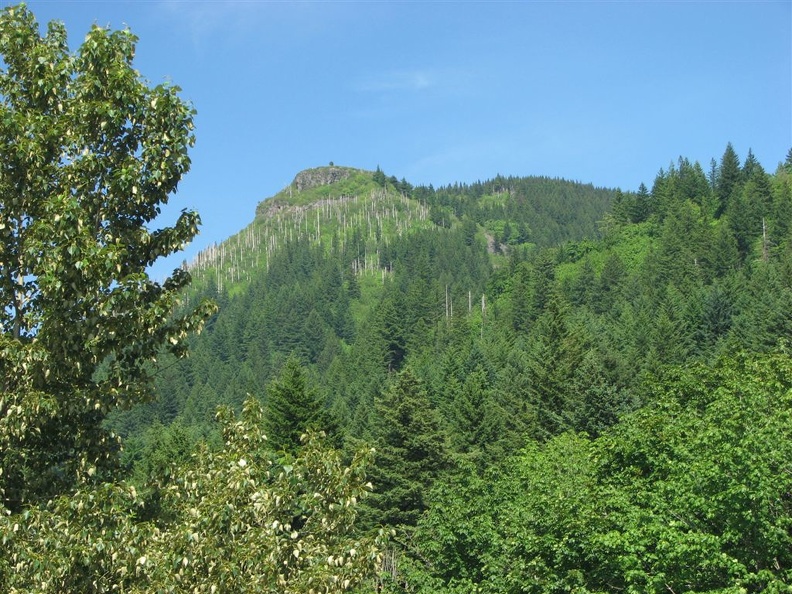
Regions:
[[18, 0, 792, 279]]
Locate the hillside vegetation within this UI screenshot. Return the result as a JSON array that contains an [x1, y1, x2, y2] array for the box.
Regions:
[[112, 145, 792, 592]]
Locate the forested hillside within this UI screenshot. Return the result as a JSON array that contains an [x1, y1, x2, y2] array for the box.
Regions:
[[111, 166, 615, 437], [111, 145, 792, 591]]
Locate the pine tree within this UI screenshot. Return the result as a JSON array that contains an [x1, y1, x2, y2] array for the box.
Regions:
[[263, 356, 331, 454], [525, 293, 584, 438], [769, 174, 792, 251], [595, 252, 627, 314], [726, 182, 763, 258], [445, 367, 504, 463], [362, 368, 448, 530], [633, 182, 652, 222], [716, 143, 743, 217], [375, 290, 407, 372], [705, 221, 740, 278]]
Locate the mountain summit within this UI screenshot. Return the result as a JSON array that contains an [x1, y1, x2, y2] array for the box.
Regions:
[[292, 165, 359, 192]]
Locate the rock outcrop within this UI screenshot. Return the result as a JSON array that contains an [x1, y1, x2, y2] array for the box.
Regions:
[[292, 166, 354, 192]]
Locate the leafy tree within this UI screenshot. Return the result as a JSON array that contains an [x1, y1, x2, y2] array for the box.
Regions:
[[0, 399, 385, 593], [405, 461, 500, 590], [0, 5, 214, 511], [407, 354, 792, 592]]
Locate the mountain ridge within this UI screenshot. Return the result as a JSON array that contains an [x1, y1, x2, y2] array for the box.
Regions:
[[184, 166, 615, 298]]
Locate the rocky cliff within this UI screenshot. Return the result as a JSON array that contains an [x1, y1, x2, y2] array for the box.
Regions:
[[292, 166, 355, 192]]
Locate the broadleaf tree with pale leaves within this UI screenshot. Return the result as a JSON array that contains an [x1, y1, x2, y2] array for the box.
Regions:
[[0, 3, 215, 511]]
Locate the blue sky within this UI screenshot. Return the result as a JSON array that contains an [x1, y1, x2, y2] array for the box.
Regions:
[[17, 0, 792, 279]]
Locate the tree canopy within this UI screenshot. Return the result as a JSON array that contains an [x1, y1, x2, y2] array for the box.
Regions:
[[0, 3, 216, 509]]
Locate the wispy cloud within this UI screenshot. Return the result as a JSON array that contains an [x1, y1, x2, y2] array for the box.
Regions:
[[355, 69, 437, 93], [156, 0, 269, 50]]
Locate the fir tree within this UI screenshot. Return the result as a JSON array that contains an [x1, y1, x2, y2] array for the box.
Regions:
[[362, 368, 448, 530], [716, 142, 743, 217], [263, 356, 331, 454]]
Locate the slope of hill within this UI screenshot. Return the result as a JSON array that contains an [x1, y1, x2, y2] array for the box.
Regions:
[[109, 146, 792, 592], [112, 165, 616, 436]]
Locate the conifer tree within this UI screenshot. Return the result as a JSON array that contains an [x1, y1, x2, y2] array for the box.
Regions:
[[445, 366, 504, 463], [716, 142, 743, 216], [363, 368, 448, 530], [633, 182, 652, 222], [375, 290, 407, 371], [510, 262, 532, 333], [524, 293, 583, 438], [263, 356, 330, 454], [706, 221, 740, 278]]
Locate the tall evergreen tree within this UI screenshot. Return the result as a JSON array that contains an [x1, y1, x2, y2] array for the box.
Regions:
[[362, 368, 448, 531], [263, 356, 331, 454], [716, 142, 743, 217], [445, 366, 503, 462], [525, 294, 584, 438], [633, 182, 652, 222], [705, 221, 740, 278]]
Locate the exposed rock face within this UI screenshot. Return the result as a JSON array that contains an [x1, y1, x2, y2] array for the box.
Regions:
[[293, 166, 353, 192]]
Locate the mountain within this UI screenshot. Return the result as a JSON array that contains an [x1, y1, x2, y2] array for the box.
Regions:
[[111, 147, 792, 592], [111, 164, 616, 438], [116, 152, 792, 446]]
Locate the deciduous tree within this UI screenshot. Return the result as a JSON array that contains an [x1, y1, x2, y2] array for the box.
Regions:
[[0, 4, 214, 511], [1, 399, 385, 593]]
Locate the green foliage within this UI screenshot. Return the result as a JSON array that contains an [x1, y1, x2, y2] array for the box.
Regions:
[[409, 353, 792, 592], [716, 142, 744, 217], [102, 123, 792, 593], [0, 4, 215, 511], [265, 167, 385, 209], [263, 356, 334, 454], [362, 368, 449, 531], [17, 5, 792, 594], [0, 399, 385, 593]]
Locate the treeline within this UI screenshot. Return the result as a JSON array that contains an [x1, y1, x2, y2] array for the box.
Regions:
[[117, 145, 792, 592], [417, 175, 614, 247]]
